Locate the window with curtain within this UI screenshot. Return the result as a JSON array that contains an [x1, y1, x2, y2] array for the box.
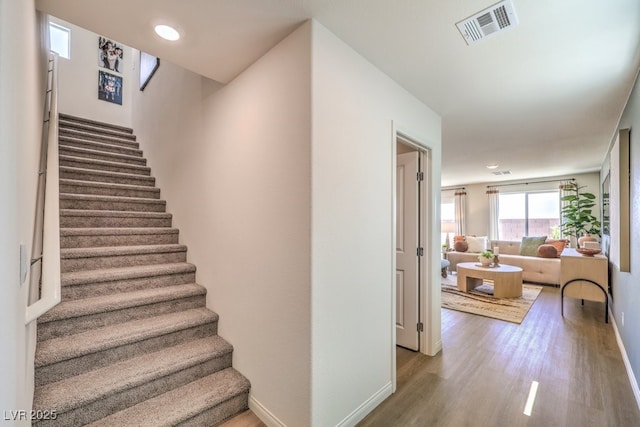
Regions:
[[498, 191, 560, 240]]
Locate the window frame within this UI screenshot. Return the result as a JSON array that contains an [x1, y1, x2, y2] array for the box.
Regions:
[[49, 22, 71, 60], [498, 190, 560, 240]]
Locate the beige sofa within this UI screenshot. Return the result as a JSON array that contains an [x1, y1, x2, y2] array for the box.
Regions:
[[446, 240, 561, 286]]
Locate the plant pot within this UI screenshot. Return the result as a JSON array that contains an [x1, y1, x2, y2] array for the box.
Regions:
[[478, 257, 492, 267]]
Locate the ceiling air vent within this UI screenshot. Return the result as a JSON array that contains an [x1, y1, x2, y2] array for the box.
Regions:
[[456, 0, 519, 45], [491, 170, 511, 176]]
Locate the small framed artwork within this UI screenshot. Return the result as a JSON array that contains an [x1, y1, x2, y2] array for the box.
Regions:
[[98, 70, 123, 105], [139, 51, 160, 91], [99, 37, 123, 73]]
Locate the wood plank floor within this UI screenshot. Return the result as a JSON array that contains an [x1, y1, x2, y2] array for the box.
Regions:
[[358, 284, 640, 427]]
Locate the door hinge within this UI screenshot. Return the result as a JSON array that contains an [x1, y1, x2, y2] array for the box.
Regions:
[[417, 247, 424, 257], [417, 171, 424, 181], [417, 322, 424, 332]]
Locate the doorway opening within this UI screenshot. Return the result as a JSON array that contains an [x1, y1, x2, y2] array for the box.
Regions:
[[391, 130, 440, 393]]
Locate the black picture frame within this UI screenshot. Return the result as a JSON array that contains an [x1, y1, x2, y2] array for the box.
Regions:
[[98, 70, 123, 105], [139, 51, 160, 91]]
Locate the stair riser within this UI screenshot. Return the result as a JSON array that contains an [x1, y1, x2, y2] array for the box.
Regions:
[[59, 138, 142, 157], [60, 127, 136, 144], [60, 198, 166, 213], [59, 147, 146, 166], [38, 294, 206, 344], [60, 214, 172, 228], [179, 393, 249, 427], [62, 271, 196, 300], [59, 182, 160, 200], [60, 157, 150, 176], [61, 250, 186, 273], [34, 355, 232, 427], [61, 232, 178, 249], [60, 169, 155, 187], [35, 322, 220, 387]]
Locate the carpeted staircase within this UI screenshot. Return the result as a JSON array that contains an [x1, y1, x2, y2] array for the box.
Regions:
[[32, 114, 250, 426]]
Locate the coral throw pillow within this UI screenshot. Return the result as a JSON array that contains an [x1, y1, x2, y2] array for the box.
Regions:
[[537, 244, 558, 258], [454, 241, 469, 252], [545, 239, 568, 257]]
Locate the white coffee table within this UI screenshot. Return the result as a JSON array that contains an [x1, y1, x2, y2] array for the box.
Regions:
[[456, 262, 523, 298]]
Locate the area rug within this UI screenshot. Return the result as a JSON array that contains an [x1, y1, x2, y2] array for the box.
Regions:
[[441, 276, 543, 324]]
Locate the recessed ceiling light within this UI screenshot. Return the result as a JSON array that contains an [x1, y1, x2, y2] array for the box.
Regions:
[[154, 24, 180, 41], [486, 163, 499, 169]]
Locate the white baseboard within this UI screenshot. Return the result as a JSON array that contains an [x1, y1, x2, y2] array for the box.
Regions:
[[249, 394, 286, 427], [249, 382, 392, 427], [335, 382, 393, 427], [609, 308, 640, 410]]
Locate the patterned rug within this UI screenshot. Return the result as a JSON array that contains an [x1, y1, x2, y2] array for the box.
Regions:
[[441, 275, 543, 324]]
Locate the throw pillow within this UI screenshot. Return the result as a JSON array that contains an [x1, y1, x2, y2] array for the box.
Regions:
[[537, 244, 558, 258], [454, 240, 468, 252], [453, 235, 466, 242], [520, 236, 547, 257], [545, 239, 568, 257], [475, 236, 489, 251], [466, 236, 484, 253]]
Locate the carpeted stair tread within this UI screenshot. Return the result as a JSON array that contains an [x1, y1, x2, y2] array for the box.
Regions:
[[60, 193, 166, 213], [60, 244, 187, 272], [39, 283, 206, 323], [60, 209, 173, 228], [60, 113, 134, 134], [87, 368, 250, 427], [60, 209, 171, 220], [59, 128, 139, 149], [59, 179, 160, 200], [61, 227, 178, 238], [60, 155, 151, 175], [60, 227, 178, 248], [61, 244, 187, 259], [35, 307, 218, 368], [59, 145, 147, 165], [33, 335, 233, 414], [59, 166, 156, 187], [60, 134, 142, 154], [59, 120, 135, 139], [61, 262, 196, 287]]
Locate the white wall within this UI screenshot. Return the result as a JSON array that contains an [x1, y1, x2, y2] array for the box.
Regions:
[[0, 0, 47, 422], [120, 17, 442, 426], [448, 172, 601, 238], [310, 21, 442, 426], [50, 16, 132, 127], [132, 23, 312, 426]]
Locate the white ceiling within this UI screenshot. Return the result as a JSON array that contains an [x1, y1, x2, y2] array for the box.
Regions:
[[36, 0, 640, 187]]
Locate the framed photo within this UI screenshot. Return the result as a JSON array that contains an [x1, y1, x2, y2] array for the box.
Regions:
[[98, 70, 123, 105], [139, 51, 160, 91], [99, 37, 123, 73]]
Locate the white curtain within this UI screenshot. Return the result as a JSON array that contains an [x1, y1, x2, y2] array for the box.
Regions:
[[487, 187, 499, 241], [454, 189, 467, 236]]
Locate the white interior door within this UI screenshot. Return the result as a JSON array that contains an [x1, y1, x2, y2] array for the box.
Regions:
[[396, 151, 419, 350]]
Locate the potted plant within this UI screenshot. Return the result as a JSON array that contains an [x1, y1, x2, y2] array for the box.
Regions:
[[478, 250, 494, 267], [560, 185, 601, 247]]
